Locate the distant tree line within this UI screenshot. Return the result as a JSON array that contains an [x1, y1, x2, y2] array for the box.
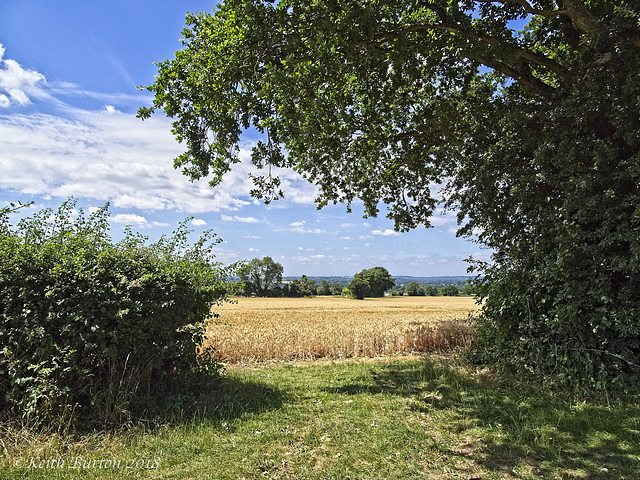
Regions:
[[397, 282, 473, 297], [230, 258, 397, 299], [229, 257, 345, 297], [229, 258, 470, 299]]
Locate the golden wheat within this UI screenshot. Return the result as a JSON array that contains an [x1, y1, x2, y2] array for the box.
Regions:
[[204, 296, 478, 364]]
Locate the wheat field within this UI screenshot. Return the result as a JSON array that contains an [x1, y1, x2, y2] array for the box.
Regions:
[[204, 296, 479, 364]]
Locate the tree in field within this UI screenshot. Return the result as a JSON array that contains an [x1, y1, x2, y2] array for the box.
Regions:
[[292, 274, 317, 297], [237, 256, 283, 296], [405, 282, 425, 296], [330, 281, 344, 296], [140, 1, 640, 389], [440, 285, 460, 297], [424, 286, 439, 297], [317, 279, 331, 296], [346, 276, 370, 300], [347, 267, 396, 299]]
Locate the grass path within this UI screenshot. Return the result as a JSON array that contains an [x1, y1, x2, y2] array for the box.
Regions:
[[2, 355, 639, 479]]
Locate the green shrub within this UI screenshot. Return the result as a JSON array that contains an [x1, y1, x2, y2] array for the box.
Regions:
[[440, 285, 459, 297], [424, 286, 439, 296], [405, 282, 425, 296], [346, 277, 369, 300], [346, 267, 395, 299], [0, 199, 230, 427]]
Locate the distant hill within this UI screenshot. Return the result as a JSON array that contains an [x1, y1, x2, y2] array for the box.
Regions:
[[393, 276, 472, 287], [283, 275, 472, 287]]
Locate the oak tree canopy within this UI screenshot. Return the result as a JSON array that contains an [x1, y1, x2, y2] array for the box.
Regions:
[[140, 0, 640, 389]]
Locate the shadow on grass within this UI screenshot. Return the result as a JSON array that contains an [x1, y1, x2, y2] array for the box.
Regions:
[[143, 373, 286, 427], [325, 357, 640, 479]]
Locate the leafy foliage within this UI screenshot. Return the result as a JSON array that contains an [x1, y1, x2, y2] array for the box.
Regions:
[[0, 199, 230, 427], [236, 256, 284, 296], [424, 286, 439, 297], [405, 282, 425, 296], [347, 267, 395, 299], [140, 1, 640, 389], [317, 279, 332, 296], [440, 286, 460, 297]]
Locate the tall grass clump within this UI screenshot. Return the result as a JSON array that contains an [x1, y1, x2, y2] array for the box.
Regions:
[[0, 199, 230, 429]]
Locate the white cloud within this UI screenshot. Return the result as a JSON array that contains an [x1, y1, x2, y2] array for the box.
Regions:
[[221, 214, 264, 223], [0, 109, 260, 213], [291, 226, 330, 234], [191, 218, 207, 226], [112, 194, 167, 211], [287, 219, 336, 234], [0, 44, 46, 107], [372, 229, 400, 237], [236, 216, 263, 223], [288, 253, 333, 265], [108, 213, 169, 228], [428, 210, 458, 227], [110, 213, 147, 225], [0, 45, 318, 217]]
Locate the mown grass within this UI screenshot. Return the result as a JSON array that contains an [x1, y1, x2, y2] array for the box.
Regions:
[[2, 355, 638, 479]]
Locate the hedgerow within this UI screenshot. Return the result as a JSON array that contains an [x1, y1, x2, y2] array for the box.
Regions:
[[0, 199, 230, 428]]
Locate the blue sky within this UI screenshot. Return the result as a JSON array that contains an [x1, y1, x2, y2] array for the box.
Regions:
[[0, 0, 489, 277]]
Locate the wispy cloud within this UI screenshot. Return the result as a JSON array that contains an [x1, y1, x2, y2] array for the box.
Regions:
[[289, 220, 331, 234], [221, 214, 264, 223], [372, 229, 400, 237]]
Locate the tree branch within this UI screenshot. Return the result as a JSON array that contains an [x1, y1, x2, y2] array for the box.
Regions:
[[426, 23, 573, 81], [478, 0, 603, 41], [466, 53, 555, 94], [477, 0, 566, 19], [561, 0, 603, 40], [377, 23, 571, 87]]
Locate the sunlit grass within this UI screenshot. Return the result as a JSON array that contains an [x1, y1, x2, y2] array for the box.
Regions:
[[2, 356, 638, 479]]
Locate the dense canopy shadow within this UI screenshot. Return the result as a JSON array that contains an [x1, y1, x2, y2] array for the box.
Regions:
[[323, 357, 640, 479], [143, 373, 286, 428]]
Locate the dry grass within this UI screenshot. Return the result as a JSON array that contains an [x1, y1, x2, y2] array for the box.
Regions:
[[204, 296, 478, 364]]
